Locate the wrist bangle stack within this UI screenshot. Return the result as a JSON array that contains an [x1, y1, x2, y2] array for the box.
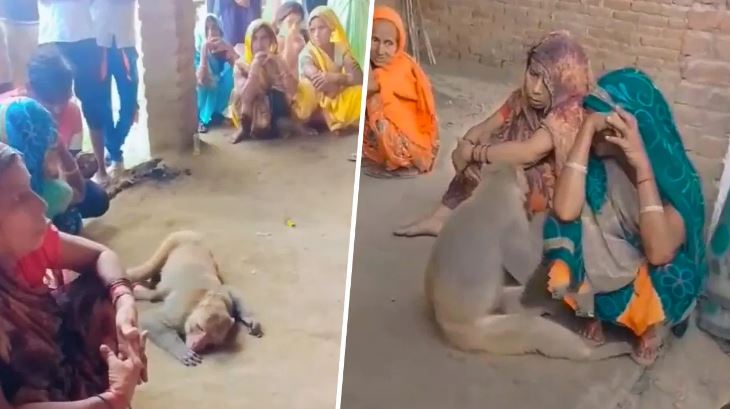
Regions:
[[482, 144, 491, 164], [108, 278, 134, 306]]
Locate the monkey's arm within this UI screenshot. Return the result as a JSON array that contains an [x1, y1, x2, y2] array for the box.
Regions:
[[140, 310, 203, 367], [225, 286, 263, 337]]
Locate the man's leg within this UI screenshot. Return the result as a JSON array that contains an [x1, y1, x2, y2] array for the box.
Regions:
[[0, 22, 13, 94], [106, 45, 139, 172], [60, 39, 112, 183], [5, 21, 39, 87]]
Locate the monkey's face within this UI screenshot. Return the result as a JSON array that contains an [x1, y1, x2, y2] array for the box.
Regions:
[[184, 294, 236, 353]]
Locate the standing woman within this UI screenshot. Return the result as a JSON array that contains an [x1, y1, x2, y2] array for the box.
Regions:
[[195, 14, 237, 133], [362, 6, 438, 178], [294, 6, 363, 133], [207, 0, 262, 47], [328, 0, 368, 69]]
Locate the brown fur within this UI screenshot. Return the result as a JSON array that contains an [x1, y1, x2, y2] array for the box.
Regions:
[[128, 230, 262, 366]]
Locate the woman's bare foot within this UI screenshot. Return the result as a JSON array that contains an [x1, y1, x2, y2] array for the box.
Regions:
[[579, 318, 606, 346], [393, 205, 452, 237], [631, 326, 662, 366]]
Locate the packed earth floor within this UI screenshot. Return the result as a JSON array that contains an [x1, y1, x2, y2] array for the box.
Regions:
[[84, 128, 356, 409]]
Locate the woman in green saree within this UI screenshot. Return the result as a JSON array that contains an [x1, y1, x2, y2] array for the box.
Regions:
[[545, 68, 707, 366]]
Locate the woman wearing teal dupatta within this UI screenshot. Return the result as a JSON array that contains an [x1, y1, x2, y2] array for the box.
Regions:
[[544, 68, 706, 366], [195, 14, 237, 133]]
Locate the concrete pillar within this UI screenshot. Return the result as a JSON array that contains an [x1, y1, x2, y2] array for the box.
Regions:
[[138, 0, 198, 155]]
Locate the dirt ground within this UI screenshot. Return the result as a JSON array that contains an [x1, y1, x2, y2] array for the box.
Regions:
[[340, 63, 730, 409], [83, 129, 356, 409]]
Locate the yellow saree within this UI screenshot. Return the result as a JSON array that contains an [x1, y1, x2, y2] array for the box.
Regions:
[[294, 6, 362, 132]]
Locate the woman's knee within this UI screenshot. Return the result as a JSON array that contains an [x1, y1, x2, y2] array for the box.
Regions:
[[78, 180, 110, 218]]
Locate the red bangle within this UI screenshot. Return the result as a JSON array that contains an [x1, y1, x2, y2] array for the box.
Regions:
[[108, 278, 133, 303]]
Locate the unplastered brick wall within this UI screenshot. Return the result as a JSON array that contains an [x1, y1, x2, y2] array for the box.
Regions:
[[138, 0, 198, 155], [419, 0, 730, 217]]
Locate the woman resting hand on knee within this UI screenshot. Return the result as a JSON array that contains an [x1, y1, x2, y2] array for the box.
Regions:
[[395, 31, 592, 237], [544, 68, 706, 366], [0, 141, 148, 408]]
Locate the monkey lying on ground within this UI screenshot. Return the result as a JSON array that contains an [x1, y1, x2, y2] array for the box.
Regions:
[[128, 230, 263, 366], [424, 164, 632, 360]]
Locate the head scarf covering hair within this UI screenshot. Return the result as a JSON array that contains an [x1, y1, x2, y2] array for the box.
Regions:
[[491, 31, 592, 210], [243, 19, 278, 65], [0, 97, 57, 195], [274, 1, 306, 30], [544, 68, 706, 328], [195, 13, 224, 53], [307, 6, 349, 48], [366, 6, 437, 169]]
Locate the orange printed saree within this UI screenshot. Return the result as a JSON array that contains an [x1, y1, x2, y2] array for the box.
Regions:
[[363, 6, 438, 174]]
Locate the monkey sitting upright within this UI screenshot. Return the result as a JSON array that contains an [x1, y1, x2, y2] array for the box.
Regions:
[[128, 230, 263, 367], [425, 164, 633, 361]]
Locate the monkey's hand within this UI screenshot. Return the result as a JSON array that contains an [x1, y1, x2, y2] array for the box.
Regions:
[[141, 312, 203, 367], [226, 286, 264, 338]]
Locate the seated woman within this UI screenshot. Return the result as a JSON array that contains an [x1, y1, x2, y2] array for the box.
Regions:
[[294, 6, 363, 133], [229, 19, 302, 143], [362, 6, 438, 178], [1, 97, 108, 235], [273, 1, 308, 76], [545, 68, 706, 366], [395, 31, 592, 236], [0, 141, 146, 408], [195, 14, 237, 134]]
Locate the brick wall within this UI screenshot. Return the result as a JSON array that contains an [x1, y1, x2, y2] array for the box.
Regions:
[[138, 0, 198, 155], [416, 0, 730, 215]]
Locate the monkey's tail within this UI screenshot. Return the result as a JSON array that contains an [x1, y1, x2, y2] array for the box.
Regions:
[[127, 230, 205, 283], [437, 314, 632, 361]]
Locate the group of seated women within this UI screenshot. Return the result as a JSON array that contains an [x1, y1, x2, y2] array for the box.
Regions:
[[195, 1, 363, 142], [366, 6, 711, 366]]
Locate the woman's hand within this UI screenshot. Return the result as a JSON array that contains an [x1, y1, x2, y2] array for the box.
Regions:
[[456, 138, 476, 164], [586, 111, 612, 134], [463, 164, 482, 183], [114, 295, 148, 383], [312, 72, 342, 92], [604, 107, 651, 172], [101, 338, 145, 409], [451, 145, 469, 173]]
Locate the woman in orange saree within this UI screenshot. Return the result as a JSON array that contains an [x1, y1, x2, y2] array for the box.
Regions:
[[362, 6, 438, 178]]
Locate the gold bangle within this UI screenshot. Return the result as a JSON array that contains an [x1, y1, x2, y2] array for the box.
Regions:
[[565, 162, 587, 174], [640, 205, 664, 214]]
